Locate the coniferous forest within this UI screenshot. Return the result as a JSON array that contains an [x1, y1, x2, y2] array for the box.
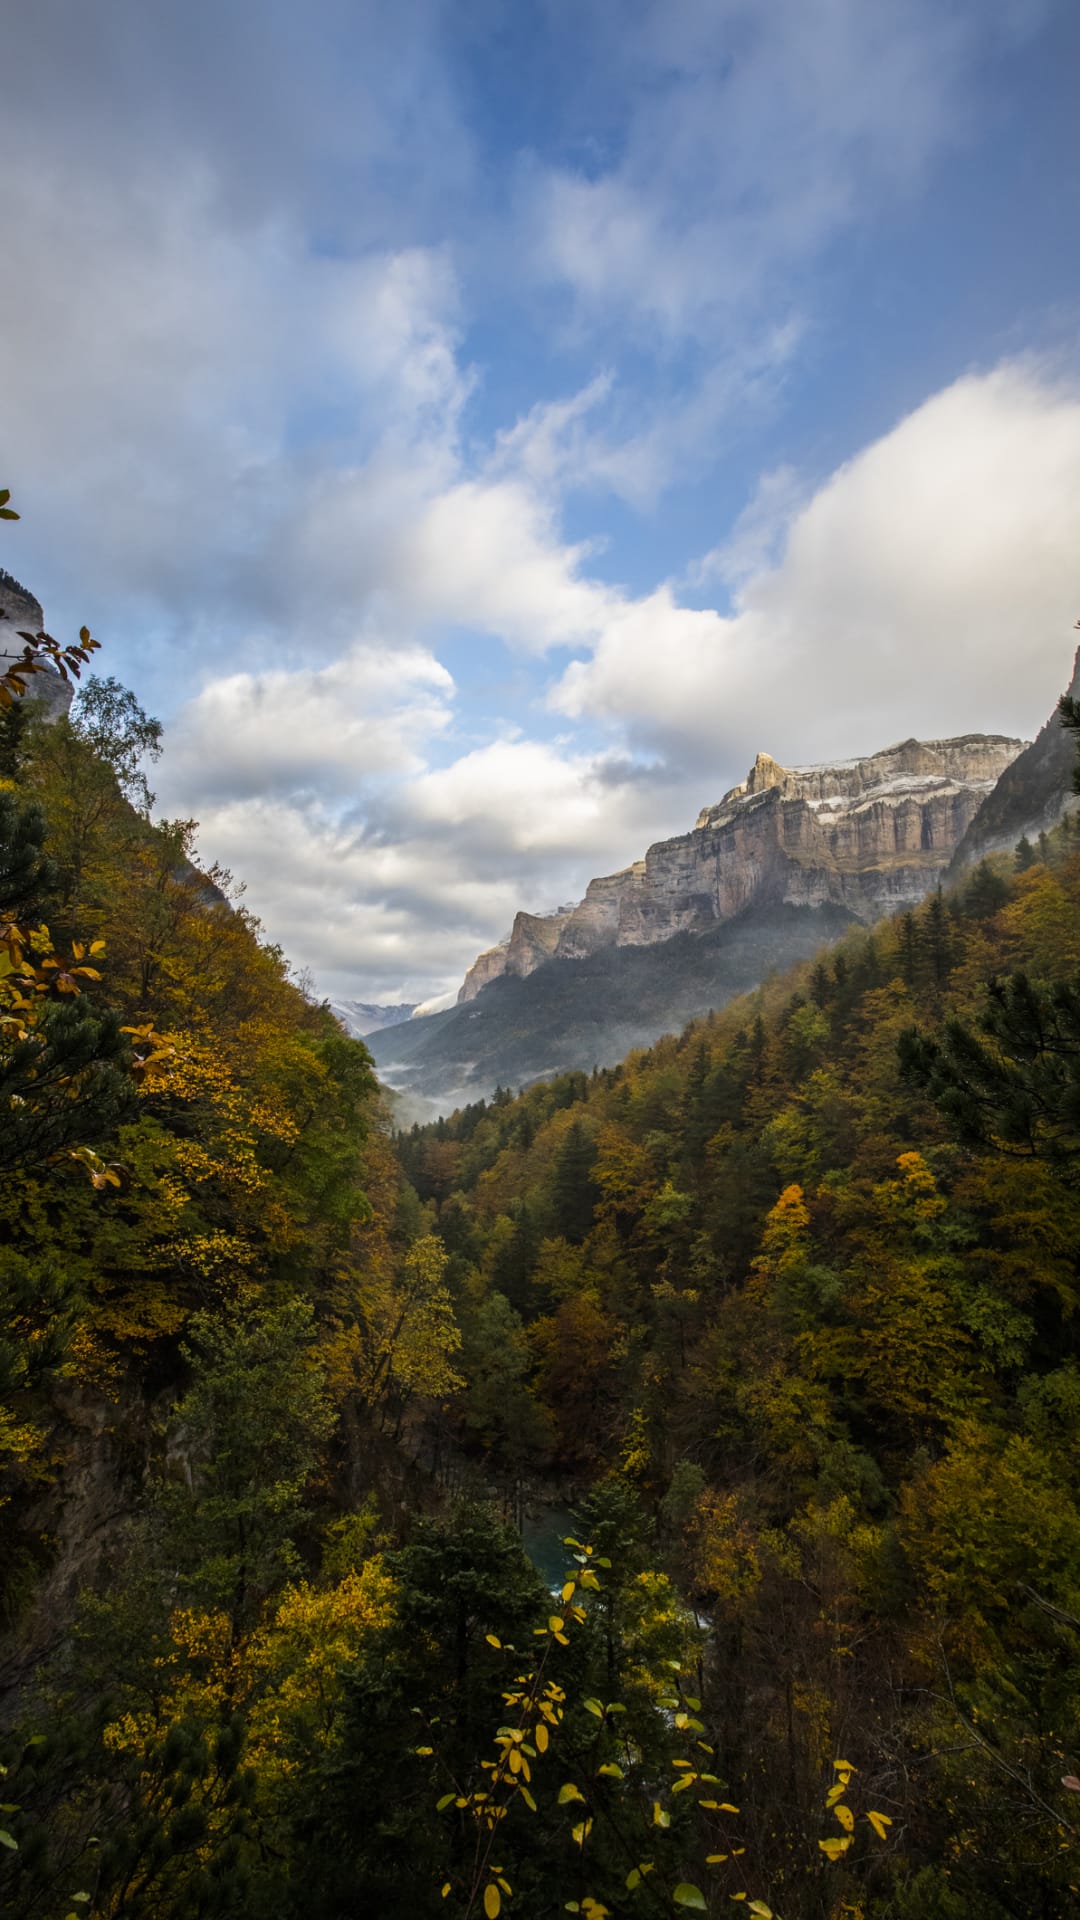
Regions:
[[4, 540, 1080, 1920]]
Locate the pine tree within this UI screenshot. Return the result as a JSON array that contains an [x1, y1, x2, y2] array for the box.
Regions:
[[0, 790, 56, 916], [898, 910, 920, 986], [1015, 834, 1037, 871], [550, 1118, 598, 1244], [922, 888, 954, 991]]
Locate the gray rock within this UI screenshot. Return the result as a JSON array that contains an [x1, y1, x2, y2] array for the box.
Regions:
[[0, 568, 74, 720]]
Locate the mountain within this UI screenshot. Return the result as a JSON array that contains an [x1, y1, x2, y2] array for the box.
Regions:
[[458, 733, 1021, 1002], [328, 998, 418, 1037], [948, 645, 1080, 872], [369, 730, 1024, 1111]]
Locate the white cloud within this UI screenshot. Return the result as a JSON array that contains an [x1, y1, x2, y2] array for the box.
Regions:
[[553, 361, 1080, 765], [0, 160, 470, 657], [157, 356, 1080, 1003], [163, 643, 454, 803], [529, 0, 1043, 346], [164, 691, 684, 998]]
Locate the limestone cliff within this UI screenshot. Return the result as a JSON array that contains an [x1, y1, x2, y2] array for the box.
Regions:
[[458, 732, 1024, 1002], [0, 567, 74, 720], [459, 908, 575, 1000]]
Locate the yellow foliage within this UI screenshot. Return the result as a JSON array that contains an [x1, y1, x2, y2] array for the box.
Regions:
[[245, 1559, 396, 1771], [693, 1490, 762, 1607]]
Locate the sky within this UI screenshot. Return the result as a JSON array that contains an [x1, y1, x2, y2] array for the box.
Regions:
[[2, 0, 1079, 1006]]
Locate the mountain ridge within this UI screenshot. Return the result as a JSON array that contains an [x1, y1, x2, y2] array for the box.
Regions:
[[370, 725, 1036, 1113], [457, 729, 1024, 1004]]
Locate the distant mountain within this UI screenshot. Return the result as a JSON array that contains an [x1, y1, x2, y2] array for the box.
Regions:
[[458, 733, 1022, 1001], [328, 999, 418, 1038], [368, 730, 1024, 1112], [948, 646, 1080, 873]]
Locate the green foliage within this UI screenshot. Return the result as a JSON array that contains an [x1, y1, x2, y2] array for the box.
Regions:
[[168, 1300, 337, 1629], [393, 825, 1080, 1915], [71, 675, 163, 815], [900, 969, 1080, 1160]]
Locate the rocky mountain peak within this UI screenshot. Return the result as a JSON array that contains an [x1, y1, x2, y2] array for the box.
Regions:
[[458, 728, 1026, 1004]]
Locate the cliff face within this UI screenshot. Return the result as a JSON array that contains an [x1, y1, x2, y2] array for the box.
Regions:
[[0, 568, 74, 720], [948, 649, 1080, 872], [458, 733, 1024, 1002]]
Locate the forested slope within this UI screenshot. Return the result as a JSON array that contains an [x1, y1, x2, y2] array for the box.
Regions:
[[395, 828, 1080, 1918]]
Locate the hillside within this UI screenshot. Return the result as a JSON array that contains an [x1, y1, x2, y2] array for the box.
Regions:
[[368, 901, 856, 1109], [390, 814, 1080, 1918]]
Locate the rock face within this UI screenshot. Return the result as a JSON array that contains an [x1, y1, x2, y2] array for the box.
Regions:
[[458, 733, 1025, 1002], [0, 568, 74, 721], [948, 649, 1080, 873]]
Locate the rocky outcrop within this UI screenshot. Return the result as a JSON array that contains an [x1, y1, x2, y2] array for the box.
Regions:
[[948, 649, 1080, 873], [0, 568, 74, 721], [460, 909, 572, 1000], [457, 733, 1025, 1002]]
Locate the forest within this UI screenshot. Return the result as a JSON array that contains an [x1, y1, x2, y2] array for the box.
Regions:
[[3, 533, 1080, 1918]]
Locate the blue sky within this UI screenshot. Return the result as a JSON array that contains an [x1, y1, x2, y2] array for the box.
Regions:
[[2, 0, 1079, 1002]]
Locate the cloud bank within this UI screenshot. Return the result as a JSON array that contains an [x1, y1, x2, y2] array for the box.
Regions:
[[1, 0, 1074, 1000], [154, 359, 1080, 1001]]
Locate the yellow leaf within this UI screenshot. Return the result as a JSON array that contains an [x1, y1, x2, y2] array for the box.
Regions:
[[484, 1884, 501, 1918], [834, 1804, 855, 1832], [867, 1810, 893, 1840], [486, 1634, 502, 1649], [535, 1724, 549, 1752], [441, 1885, 451, 1899], [819, 1836, 853, 1861]]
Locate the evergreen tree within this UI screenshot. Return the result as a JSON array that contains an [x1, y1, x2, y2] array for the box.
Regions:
[[898, 910, 920, 986], [549, 1118, 598, 1244], [1015, 833, 1037, 870], [921, 888, 954, 990], [900, 971, 1080, 1162], [962, 859, 1010, 919]]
